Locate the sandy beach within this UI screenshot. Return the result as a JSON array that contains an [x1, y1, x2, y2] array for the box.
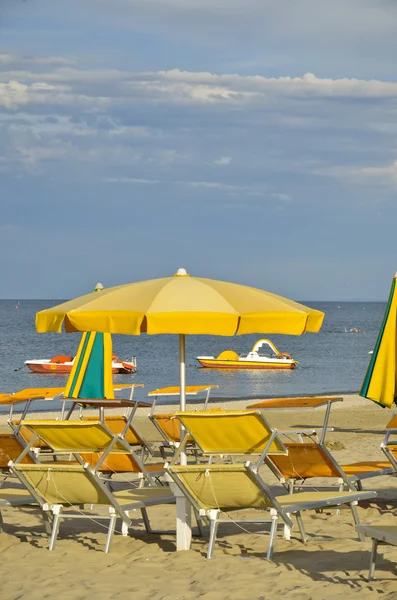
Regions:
[[1, 394, 397, 599]]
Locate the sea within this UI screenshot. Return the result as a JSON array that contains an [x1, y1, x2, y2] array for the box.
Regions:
[[0, 300, 385, 412]]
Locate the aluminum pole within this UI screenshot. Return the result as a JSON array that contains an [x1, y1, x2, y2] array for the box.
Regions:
[[176, 333, 192, 550]]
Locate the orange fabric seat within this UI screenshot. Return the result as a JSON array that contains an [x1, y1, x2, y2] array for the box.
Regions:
[[0, 433, 35, 469], [83, 415, 143, 445], [269, 443, 392, 481], [341, 461, 392, 475], [80, 451, 164, 474]]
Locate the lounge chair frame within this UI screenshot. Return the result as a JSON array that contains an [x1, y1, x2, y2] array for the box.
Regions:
[[171, 410, 288, 468], [14, 418, 161, 486], [9, 461, 175, 552], [167, 462, 375, 559]]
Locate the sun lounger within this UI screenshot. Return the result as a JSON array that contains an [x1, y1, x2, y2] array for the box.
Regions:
[[68, 399, 158, 457], [15, 420, 164, 485], [9, 462, 174, 551], [167, 463, 376, 559], [147, 386, 219, 453], [247, 397, 343, 443], [171, 409, 287, 466], [266, 442, 393, 493]]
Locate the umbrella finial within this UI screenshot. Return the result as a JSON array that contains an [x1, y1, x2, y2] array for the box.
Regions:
[[94, 282, 104, 291], [174, 268, 189, 277]]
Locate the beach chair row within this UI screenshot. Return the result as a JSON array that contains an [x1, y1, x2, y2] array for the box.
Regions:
[[0, 407, 393, 568]]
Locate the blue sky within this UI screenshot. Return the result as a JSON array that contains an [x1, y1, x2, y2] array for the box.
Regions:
[[1, 1, 397, 300]]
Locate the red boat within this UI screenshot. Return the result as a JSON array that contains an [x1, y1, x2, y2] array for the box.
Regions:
[[25, 354, 136, 375]]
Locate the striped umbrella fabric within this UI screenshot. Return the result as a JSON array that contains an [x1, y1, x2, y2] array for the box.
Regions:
[[64, 331, 114, 400], [360, 274, 397, 408]]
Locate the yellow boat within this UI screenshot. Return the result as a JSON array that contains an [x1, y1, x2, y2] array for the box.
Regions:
[[196, 338, 297, 370]]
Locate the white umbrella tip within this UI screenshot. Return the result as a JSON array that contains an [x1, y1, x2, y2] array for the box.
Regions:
[[94, 282, 104, 291], [174, 268, 189, 277]]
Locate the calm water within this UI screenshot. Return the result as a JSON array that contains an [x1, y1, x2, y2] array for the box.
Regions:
[[0, 300, 385, 411]]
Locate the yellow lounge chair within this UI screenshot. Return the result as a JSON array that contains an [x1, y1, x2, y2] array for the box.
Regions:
[[9, 462, 174, 552], [356, 525, 397, 581], [171, 409, 287, 466], [167, 463, 376, 559], [16, 420, 163, 485]]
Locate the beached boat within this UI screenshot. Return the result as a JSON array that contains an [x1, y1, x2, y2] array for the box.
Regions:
[[25, 354, 137, 375], [196, 338, 297, 369]]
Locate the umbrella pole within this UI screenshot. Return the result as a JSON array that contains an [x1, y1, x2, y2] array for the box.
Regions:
[[176, 333, 192, 550]]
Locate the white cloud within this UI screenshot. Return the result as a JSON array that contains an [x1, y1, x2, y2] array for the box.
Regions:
[[0, 55, 73, 66], [214, 156, 231, 165], [271, 193, 292, 202], [361, 161, 397, 185]]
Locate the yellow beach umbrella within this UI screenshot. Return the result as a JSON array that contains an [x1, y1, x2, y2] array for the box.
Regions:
[[36, 268, 324, 549], [360, 273, 397, 408], [36, 269, 323, 336]]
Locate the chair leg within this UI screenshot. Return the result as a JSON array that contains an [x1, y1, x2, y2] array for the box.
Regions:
[[141, 507, 152, 533], [0, 510, 4, 533], [193, 508, 204, 537], [48, 508, 61, 551], [349, 502, 364, 542], [42, 511, 53, 536], [368, 538, 378, 581], [121, 519, 130, 537], [295, 512, 308, 543], [105, 510, 117, 553], [267, 512, 278, 560], [207, 518, 219, 559]]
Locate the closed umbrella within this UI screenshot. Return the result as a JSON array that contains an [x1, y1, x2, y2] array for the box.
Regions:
[[36, 268, 324, 549], [360, 273, 397, 408], [64, 330, 114, 400]]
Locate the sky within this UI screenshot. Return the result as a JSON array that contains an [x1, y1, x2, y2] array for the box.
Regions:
[[1, 1, 397, 301]]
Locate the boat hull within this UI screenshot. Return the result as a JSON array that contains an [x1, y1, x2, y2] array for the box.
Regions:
[[25, 362, 136, 375], [196, 359, 296, 369]]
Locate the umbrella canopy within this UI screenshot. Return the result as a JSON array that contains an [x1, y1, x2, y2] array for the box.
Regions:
[[36, 269, 323, 336], [64, 331, 114, 400], [360, 274, 397, 408]]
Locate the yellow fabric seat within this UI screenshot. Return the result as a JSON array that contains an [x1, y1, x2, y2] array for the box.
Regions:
[[113, 486, 173, 506], [168, 462, 376, 559], [10, 462, 175, 552]]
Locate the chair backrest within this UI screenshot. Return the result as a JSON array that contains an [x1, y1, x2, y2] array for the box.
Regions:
[[0, 433, 35, 468], [131, 415, 166, 443], [169, 464, 273, 511], [80, 451, 143, 474], [175, 410, 286, 456], [267, 442, 342, 479], [11, 421, 51, 449], [11, 463, 111, 506], [82, 415, 143, 445], [20, 420, 126, 453]]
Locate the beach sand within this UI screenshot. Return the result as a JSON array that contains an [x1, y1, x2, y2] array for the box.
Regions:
[[1, 394, 397, 599]]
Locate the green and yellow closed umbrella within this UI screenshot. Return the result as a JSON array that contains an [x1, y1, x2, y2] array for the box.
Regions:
[[36, 268, 324, 549], [64, 330, 114, 400], [64, 282, 114, 401], [360, 273, 397, 408]]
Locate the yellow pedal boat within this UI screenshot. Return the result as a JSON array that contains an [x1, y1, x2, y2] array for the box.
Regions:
[[196, 338, 297, 370]]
